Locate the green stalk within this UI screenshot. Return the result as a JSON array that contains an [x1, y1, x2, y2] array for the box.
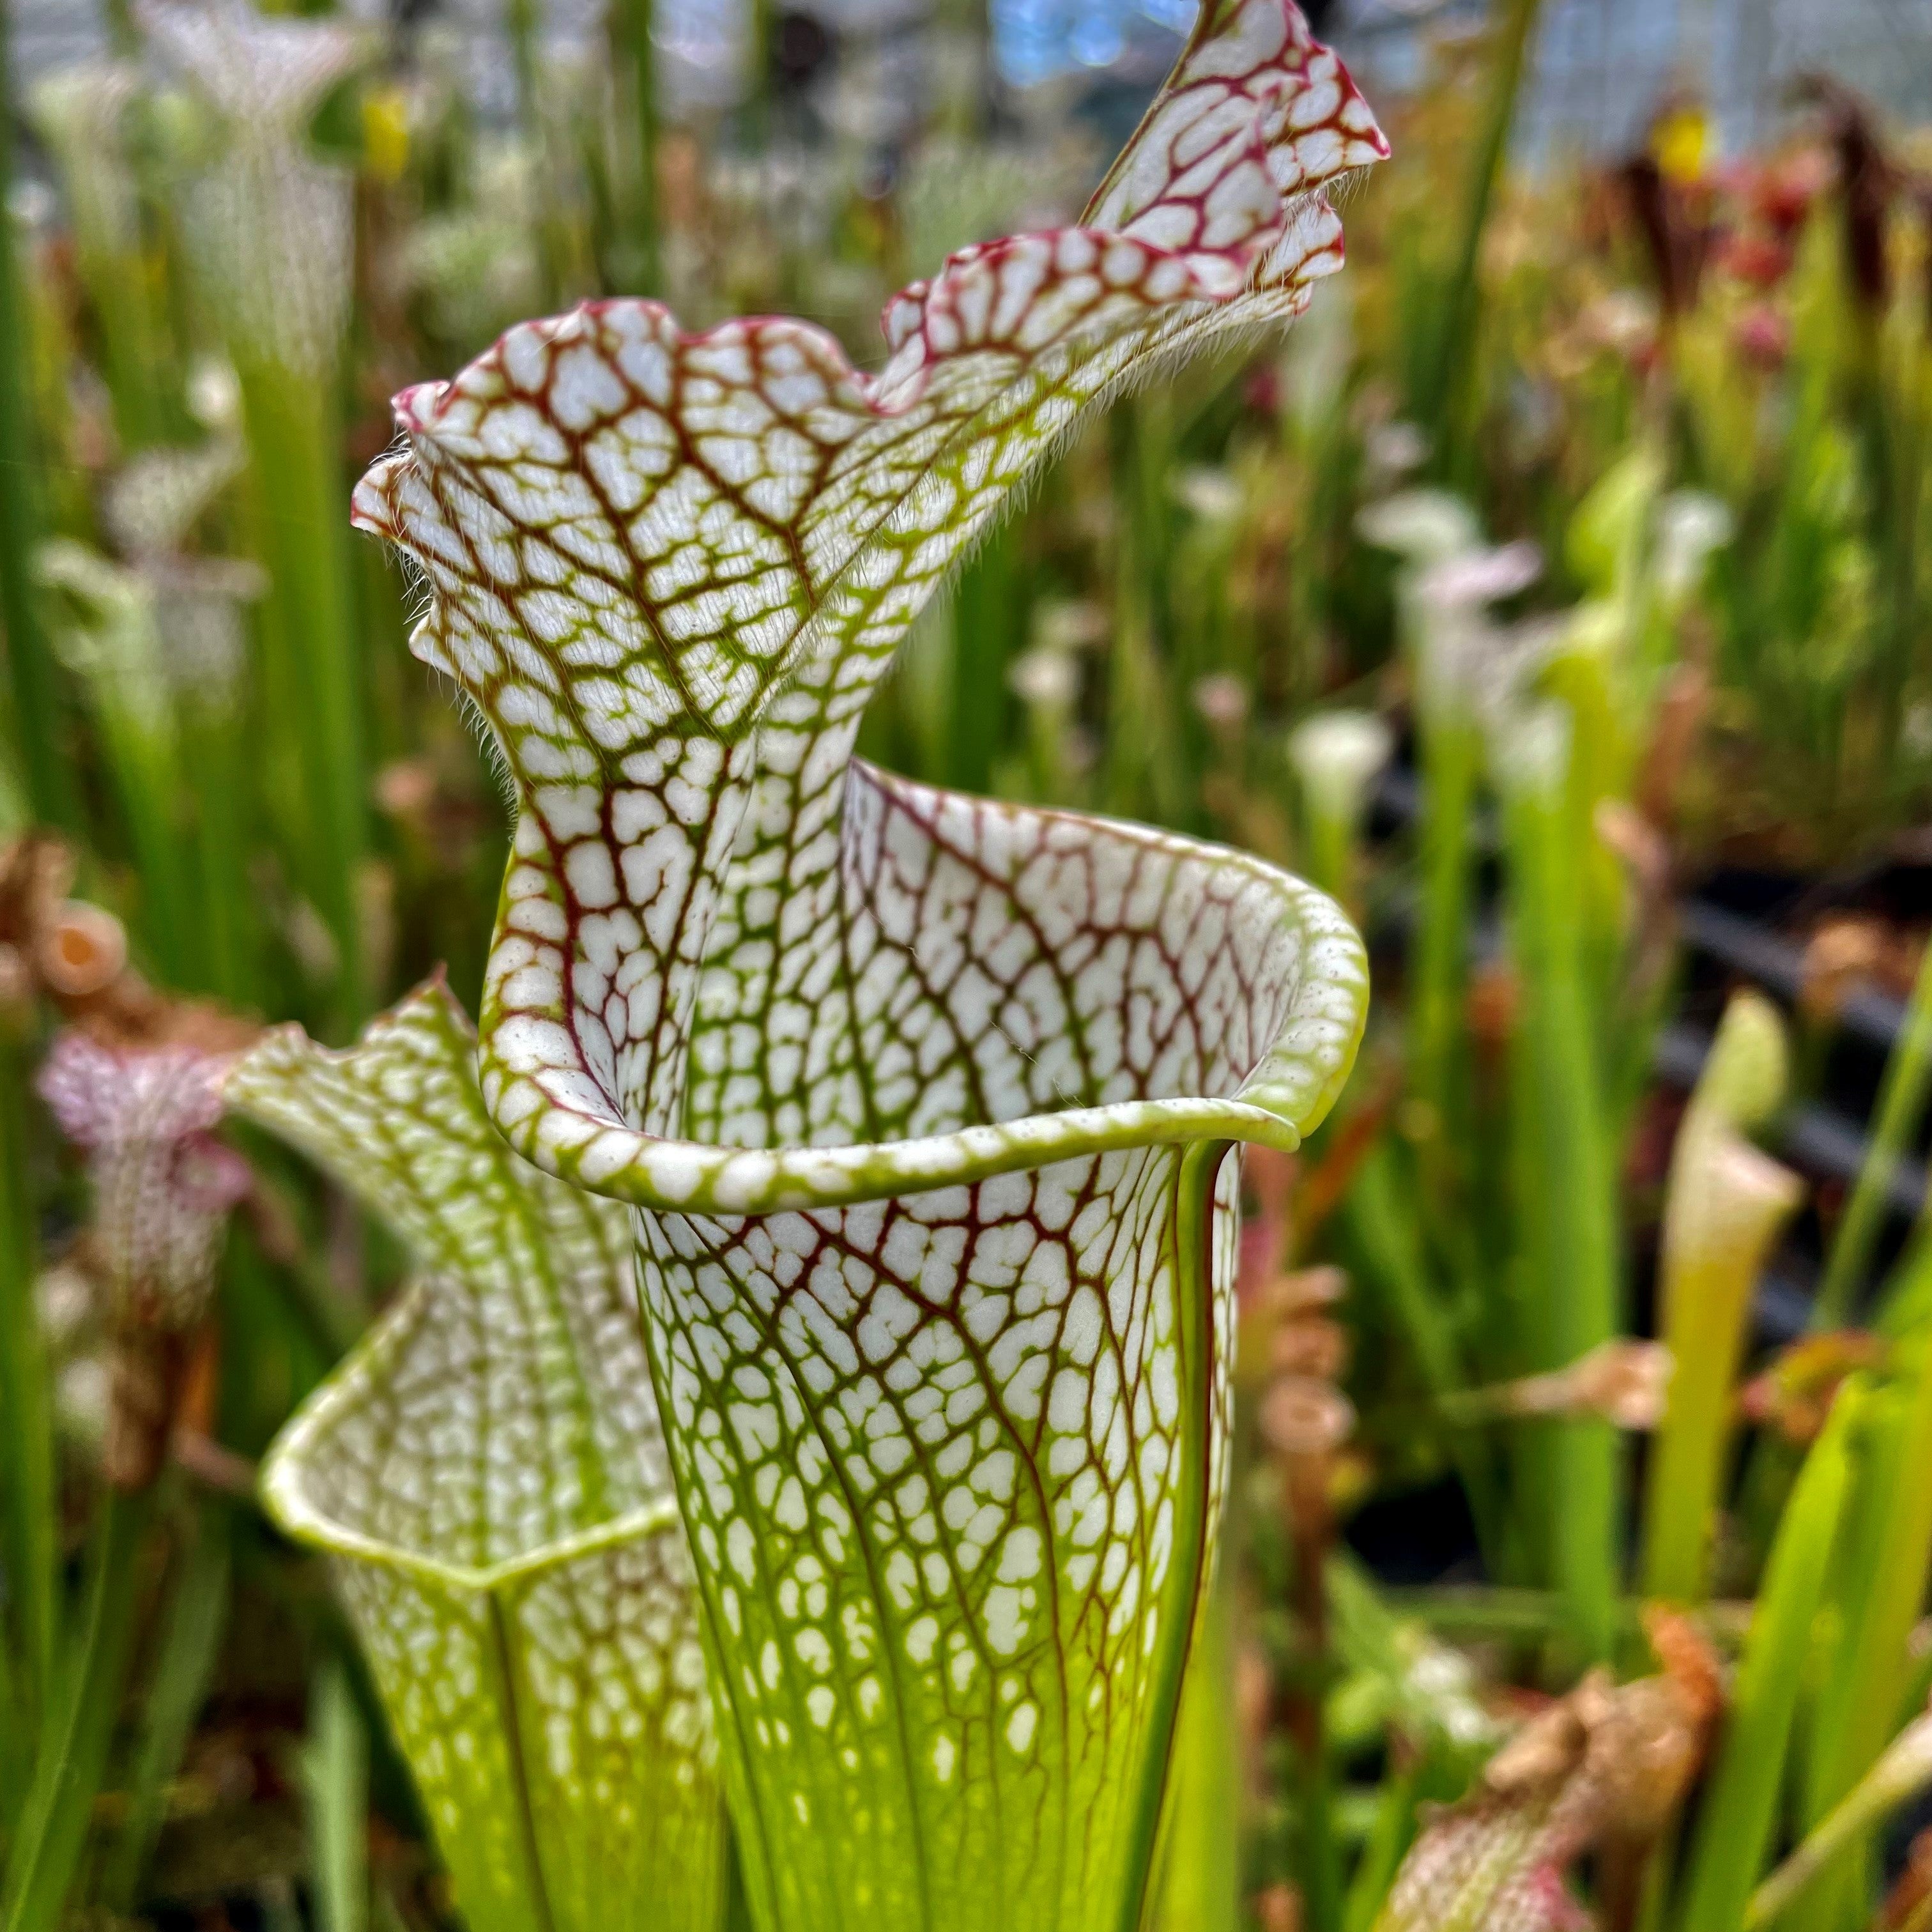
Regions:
[[1542, 629, 1629, 1039], [1498, 708, 1621, 1661], [1749, 1703, 1932, 1931], [1409, 702, 1479, 1217], [1674, 1383, 1861, 1932], [183, 695, 259, 1009], [946, 523, 1026, 800], [1287, 1529, 1340, 1932], [1341, 1765, 1417, 1932], [237, 360, 367, 1028], [508, 0, 565, 309], [1415, 0, 1543, 446], [115, 723, 195, 988], [1798, 1321, 1932, 1927], [0, 5, 77, 828], [1106, 398, 1184, 827], [81, 666, 196, 986], [102, 1509, 232, 1908], [611, 0, 661, 291], [0, 1639, 18, 1859], [91, 252, 165, 454], [102, 0, 137, 56], [304, 1659, 370, 1932], [1813, 936, 1932, 1330], [1381, 1584, 1726, 1643], [0, 1487, 154, 1932], [21, 233, 90, 546], [747, 0, 778, 142], [1643, 994, 1798, 1604], [932, 0, 992, 138], [1343, 1149, 1459, 1397], [1301, 801, 1350, 912], [1851, 280, 1926, 797], [0, 1034, 56, 1804], [1300, 1715, 1341, 1932], [1341, 1149, 1501, 1558]]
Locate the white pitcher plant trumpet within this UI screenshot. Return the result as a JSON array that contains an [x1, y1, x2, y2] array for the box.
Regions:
[[267, 5, 1382, 1926]]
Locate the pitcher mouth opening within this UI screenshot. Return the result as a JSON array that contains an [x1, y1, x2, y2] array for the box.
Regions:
[[482, 770, 1370, 1217]]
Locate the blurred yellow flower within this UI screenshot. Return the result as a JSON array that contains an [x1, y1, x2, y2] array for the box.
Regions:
[[1653, 103, 1710, 185], [361, 84, 409, 183]]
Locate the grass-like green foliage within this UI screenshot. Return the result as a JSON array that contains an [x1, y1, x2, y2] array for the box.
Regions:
[[1676, 1384, 1858, 1932], [1795, 1326, 1932, 1927], [0, 0, 75, 828], [1814, 939, 1932, 1330], [4, 1032, 246, 1932], [142, 0, 373, 1027]]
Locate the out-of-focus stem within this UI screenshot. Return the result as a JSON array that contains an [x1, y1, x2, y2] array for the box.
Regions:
[[1409, 701, 1478, 1214], [1384, 1584, 1735, 1641], [1342, 1765, 1416, 1932], [1343, 1149, 1501, 1557], [1106, 399, 1183, 826], [37, 539, 226, 987], [1434, 1338, 1666, 1430], [931, 0, 992, 138], [612, 0, 660, 291], [184, 698, 258, 1008], [1416, 0, 1543, 445], [0, 8, 77, 828], [1542, 631, 1629, 1032], [1499, 708, 1621, 1661], [1814, 935, 1932, 1329], [947, 523, 1025, 799], [1676, 1384, 1859, 1932], [85, 668, 196, 985], [81, 243, 165, 455], [1287, 1464, 1340, 1932], [507, 0, 565, 309], [102, 1509, 231, 1907], [1749, 1703, 1932, 1930], [124, 732, 195, 988], [0, 1034, 56, 1782], [1798, 1322, 1932, 1925], [0, 1487, 154, 1932], [747, 0, 778, 141], [238, 360, 367, 1028], [303, 1659, 369, 1932]]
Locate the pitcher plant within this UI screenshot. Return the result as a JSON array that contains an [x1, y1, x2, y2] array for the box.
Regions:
[[326, 3, 1381, 1926], [233, 981, 724, 1932]]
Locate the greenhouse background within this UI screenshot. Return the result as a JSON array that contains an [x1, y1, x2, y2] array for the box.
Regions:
[[4, 0, 1932, 1927], [17, 0, 1932, 150]]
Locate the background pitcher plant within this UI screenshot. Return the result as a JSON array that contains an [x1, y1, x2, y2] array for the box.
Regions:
[[230, 983, 724, 1932]]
